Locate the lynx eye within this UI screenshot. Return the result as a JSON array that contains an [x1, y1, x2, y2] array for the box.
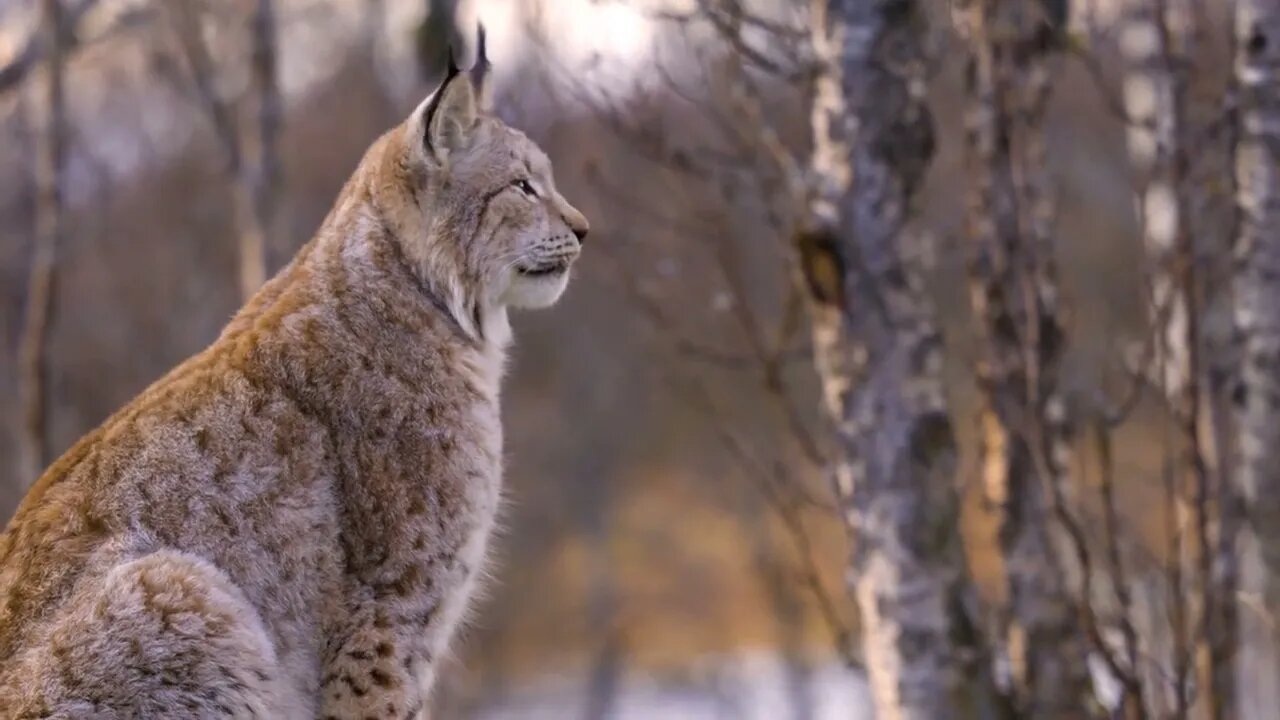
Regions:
[[513, 179, 537, 197]]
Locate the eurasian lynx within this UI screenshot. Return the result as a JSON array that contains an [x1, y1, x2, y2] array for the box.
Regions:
[[0, 48, 587, 719]]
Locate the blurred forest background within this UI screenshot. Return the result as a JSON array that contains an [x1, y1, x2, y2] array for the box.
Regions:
[[4, 0, 1280, 718]]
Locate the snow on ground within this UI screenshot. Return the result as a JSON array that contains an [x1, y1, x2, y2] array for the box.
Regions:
[[469, 651, 872, 720]]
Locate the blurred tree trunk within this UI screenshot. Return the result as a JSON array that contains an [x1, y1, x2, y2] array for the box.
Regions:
[[229, 0, 282, 297], [17, 0, 67, 487], [580, 482, 622, 720], [581, 630, 622, 720], [1121, 2, 1237, 716], [167, 0, 277, 301], [959, 0, 1095, 715], [247, 0, 284, 274], [416, 0, 459, 83], [357, 0, 398, 120], [803, 2, 1000, 718], [565, 319, 625, 720], [1234, 1, 1280, 718]]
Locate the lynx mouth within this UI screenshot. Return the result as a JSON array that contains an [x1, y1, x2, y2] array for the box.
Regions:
[[516, 260, 571, 277]]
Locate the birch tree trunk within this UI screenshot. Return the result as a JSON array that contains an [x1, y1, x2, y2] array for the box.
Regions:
[[1121, 2, 1237, 716], [17, 0, 67, 487], [960, 1, 1094, 715], [1118, 0, 1193, 712], [804, 1, 1000, 717], [1234, 2, 1280, 717]]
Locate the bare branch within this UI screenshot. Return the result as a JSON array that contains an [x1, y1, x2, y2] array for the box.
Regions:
[[675, 377, 857, 669], [165, 0, 242, 173], [164, 0, 280, 300], [0, 0, 100, 97]]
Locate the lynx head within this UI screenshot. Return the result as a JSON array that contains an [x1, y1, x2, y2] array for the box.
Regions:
[[381, 32, 589, 341]]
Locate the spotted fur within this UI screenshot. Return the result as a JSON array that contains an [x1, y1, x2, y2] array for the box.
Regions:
[[0, 65, 587, 719]]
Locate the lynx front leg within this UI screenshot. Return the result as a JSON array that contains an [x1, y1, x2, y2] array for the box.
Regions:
[[322, 464, 497, 719], [320, 606, 438, 720]]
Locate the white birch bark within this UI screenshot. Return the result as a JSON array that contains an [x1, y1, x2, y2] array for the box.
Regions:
[[804, 1, 999, 717], [1121, 0, 1191, 399]]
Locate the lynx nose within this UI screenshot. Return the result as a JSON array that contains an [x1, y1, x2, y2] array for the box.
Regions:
[[561, 204, 589, 245]]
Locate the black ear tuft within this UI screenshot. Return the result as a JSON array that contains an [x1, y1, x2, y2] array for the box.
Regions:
[[423, 45, 466, 155], [475, 23, 488, 71], [469, 22, 491, 99], [446, 41, 462, 81]]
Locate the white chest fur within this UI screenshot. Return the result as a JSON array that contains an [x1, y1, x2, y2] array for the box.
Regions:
[[413, 313, 508, 699]]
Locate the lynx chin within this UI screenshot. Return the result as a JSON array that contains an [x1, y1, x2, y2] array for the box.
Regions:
[[0, 43, 588, 719]]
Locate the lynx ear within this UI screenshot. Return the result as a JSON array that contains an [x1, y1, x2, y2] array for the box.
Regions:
[[418, 55, 477, 162]]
